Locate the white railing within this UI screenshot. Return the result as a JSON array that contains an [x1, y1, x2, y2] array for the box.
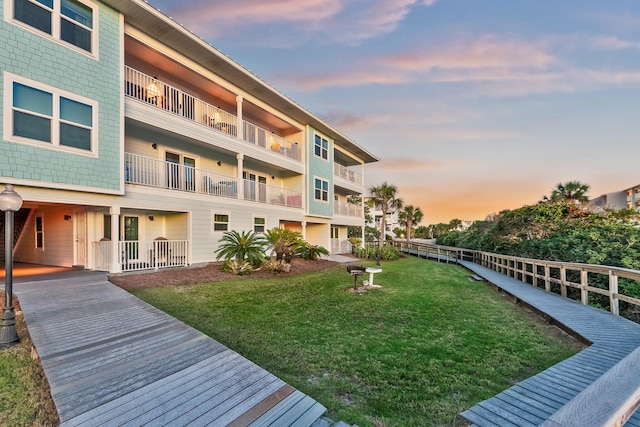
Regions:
[[331, 238, 352, 254], [334, 201, 362, 217], [119, 240, 188, 272], [92, 240, 112, 271], [125, 153, 238, 198], [92, 239, 188, 272], [242, 121, 301, 161], [242, 179, 303, 208], [124, 66, 301, 162], [334, 163, 362, 185]]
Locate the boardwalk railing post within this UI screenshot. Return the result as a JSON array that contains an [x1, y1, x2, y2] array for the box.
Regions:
[[610, 271, 619, 316], [545, 264, 551, 292], [560, 266, 567, 298], [581, 269, 589, 305]]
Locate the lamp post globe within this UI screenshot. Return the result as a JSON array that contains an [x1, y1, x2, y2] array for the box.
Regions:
[[0, 184, 23, 347]]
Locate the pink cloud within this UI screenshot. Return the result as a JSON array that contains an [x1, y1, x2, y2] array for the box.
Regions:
[[160, 0, 343, 38], [592, 36, 640, 50], [381, 36, 554, 71]]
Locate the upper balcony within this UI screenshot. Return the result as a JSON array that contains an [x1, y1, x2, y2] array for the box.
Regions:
[[124, 66, 302, 162], [334, 163, 363, 186], [334, 200, 363, 218], [125, 152, 303, 209]]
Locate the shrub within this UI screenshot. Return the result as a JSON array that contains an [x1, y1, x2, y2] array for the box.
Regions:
[[220, 259, 254, 275], [215, 230, 266, 266], [264, 228, 304, 262], [354, 245, 399, 261], [263, 259, 291, 274], [297, 244, 329, 261]]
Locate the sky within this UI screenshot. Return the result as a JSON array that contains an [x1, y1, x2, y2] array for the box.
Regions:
[[148, 0, 640, 224]]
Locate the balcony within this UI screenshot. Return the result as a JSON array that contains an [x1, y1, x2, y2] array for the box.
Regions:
[[125, 153, 302, 208], [243, 180, 303, 208], [124, 66, 301, 162], [334, 163, 362, 186], [334, 201, 363, 217]]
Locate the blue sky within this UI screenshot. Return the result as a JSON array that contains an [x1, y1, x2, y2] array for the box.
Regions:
[[149, 0, 640, 223]]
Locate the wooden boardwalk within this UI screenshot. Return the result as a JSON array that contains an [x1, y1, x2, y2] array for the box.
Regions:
[[13, 271, 326, 426], [457, 260, 640, 427]]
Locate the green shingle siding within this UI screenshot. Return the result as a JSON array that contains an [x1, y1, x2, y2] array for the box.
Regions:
[[0, 0, 122, 191], [307, 127, 333, 217]]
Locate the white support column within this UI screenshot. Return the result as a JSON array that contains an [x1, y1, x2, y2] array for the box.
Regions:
[[236, 96, 243, 141], [110, 206, 121, 273], [237, 154, 244, 200], [301, 221, 307, 240], [360, 162, 364, 185]]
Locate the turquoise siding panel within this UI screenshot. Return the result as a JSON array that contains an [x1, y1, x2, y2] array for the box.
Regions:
[[306, 127, 333, 217], [0, 0, 122, 192]]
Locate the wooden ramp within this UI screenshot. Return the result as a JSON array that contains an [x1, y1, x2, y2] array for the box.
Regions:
[[457, 261, 640, 427], [14, 272, 326, 426]]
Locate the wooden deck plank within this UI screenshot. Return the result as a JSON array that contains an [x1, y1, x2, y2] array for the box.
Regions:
[[477, 399, 541, 427], [494, 391, 556, 420], [460, 405, 522, 427], [249, 391, 308, 426], [62, 350, 243, 426]]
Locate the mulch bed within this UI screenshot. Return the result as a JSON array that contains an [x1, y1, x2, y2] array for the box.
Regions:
[[109, 258, 340, 290]]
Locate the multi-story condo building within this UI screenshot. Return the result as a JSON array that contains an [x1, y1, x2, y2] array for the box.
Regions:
[[589, 185, 639, 212], [0, 0, 377, 273]]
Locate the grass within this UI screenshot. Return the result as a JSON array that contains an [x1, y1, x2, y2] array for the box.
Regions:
[[0, 305, 58, 426], [132, 256, 581, 427]]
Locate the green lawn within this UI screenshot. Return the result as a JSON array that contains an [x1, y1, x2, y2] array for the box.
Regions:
[[133, 256, 580, 427]]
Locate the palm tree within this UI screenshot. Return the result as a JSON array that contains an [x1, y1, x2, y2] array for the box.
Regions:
[[368, 182, 403, 242], [215, 230, 266, 266], [398, 205, 424, 240], [545, 181, 590, 204], [263, 227, 303, 263]]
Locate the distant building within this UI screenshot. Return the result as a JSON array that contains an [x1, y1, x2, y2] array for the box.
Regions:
[[589, 185, 639, 212]]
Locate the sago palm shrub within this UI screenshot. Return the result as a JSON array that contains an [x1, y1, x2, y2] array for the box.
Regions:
[[215, 230, 266, 267]]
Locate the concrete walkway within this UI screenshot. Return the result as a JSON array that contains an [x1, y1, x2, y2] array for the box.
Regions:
[[9, 271, 326, 426]]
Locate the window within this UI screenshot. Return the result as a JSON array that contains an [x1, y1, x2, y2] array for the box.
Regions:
[[35, 215, 44, 249], [331, 227, 339, 239], [314, 135, 328, 160], [213, 213, 229, 232], [5, 74, 97, 154], [314, 178, 329, 202], [254, 217, 265, 233], [11, 0, 96, 54], [103, 214, 111, 240]]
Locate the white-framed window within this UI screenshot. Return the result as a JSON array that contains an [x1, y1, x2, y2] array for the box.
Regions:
[[212, 212, 229, 232], [4, 73, 97, 155], [314, 177, 329, 202], [253, 217, 266, 233], [35, 215, 44, 249], [331, 227, 339, 239], [8, 0, 98, 56], [314, 134, 328, 160]]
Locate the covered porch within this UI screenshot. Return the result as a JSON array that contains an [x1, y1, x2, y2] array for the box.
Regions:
[[91, 208, 190, 273]]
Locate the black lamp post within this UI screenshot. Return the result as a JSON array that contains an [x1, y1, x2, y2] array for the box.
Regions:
[[0, 184, 23, 347]]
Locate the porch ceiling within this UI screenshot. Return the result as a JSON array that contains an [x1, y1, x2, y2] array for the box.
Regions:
[[103, 0, 379, 164]]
